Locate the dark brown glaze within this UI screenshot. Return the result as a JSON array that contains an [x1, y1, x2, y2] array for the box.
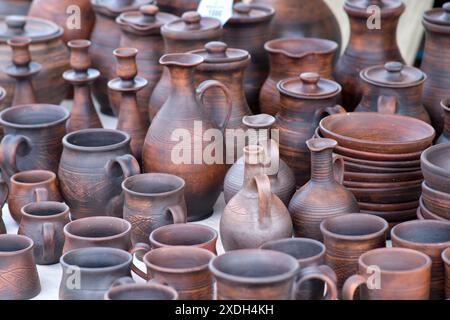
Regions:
[[0, 104, 69, 180], [18, 201, 70, 265], [0, 0, 31, 16], [276, 72, 343, 186], [391, 220, 450, 300], [223, 114, 296, 206], [342, 248, 432, 300], [320, 213, 388, 295], [356, 61, 430, 123], [58, 129, 141, 220], [0, 178, 7, 234], [437, 99, 450, 144], [116, 5, 178, 124], [421, 3, 450, 135], [104, 282, 178, 300], [108, 48, 147, 162], [8, 170, 62, 223], [149, 12, 222, 120], [260, 37, 337, 116], [0, 234, 41, 300], [144, 53, 231, 221], [221, 168, 292, 251], [442, 248, 450, 299], [28, 0, 95, 43], [122, 173, 187, 248], [260, 238, 338, 300], [289, 138, 359, 240], [64, 39, 102, 132], [421, 181, 450, 220], [0, 16, 69, 107], [334, 0, 405, 111], [90, 0, 153, 115], [420, 143, 450, 193], [59, 247, 132, 300]]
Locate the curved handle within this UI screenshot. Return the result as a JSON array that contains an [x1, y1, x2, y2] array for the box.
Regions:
[[332, 154, 345, 185], [110, 276, 135, 288], [265, 140, 280, 177], [342, 274, 367, 300], [196, 80, 232, 133], [165, 204, 187, 224], [313, 104, 346, 127], [377, 96, 397, 114], [254, 174, 272, 225], [0, 134, 31, 177], [295, 265, 338, 300], [33, 187, 48, 202], [42, 222, 55, 263], [0, 179, 8, 208], [129, 242, 151, 280]]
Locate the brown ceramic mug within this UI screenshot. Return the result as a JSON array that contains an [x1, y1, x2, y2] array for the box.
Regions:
[[260, 238, 337, 300], [8, 170, 62, 223], [63, 216, 132, 253], [442, 247, 450, 299], [342, 248, 432, 300], [391, 220, 450, 300], [320, 213, 388, 295], [18, 201, 70, 265], [104, 280, 179, 300], [0, 234, 41, 300]]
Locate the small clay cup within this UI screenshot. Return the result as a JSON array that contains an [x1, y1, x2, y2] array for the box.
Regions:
[[104, 280, 179, 300]]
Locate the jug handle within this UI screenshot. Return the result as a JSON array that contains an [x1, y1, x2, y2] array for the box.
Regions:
[[254, 174, 272, 224], [33, 188, 48, 202], [165, 204, 187, 224], [332, 154, 345, 185], [313, 105, 346, 127], [0, 134, 31, 178], [42, 222, 55, 264], [377, 95, 397, 114], [342, 274, 368, 300], [129, 242, 152, 280], [294, 265, 338, 300], [265, 139, 280, 177], [196, 80, 232, 133]]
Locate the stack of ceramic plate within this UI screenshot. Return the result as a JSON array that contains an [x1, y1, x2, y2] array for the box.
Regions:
[[318, 113, 435, 229], [417, 143, 450, 221]]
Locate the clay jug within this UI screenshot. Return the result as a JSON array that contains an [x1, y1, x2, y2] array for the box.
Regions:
[[421, 3, 450, 135], [143, 53, 232, 222], [437, 99, 450, 144], [221, 169, 293, 251], [223, 114, 296, 205], [149, 12, 222, 120], [260, 37, 338, 116], [289, 138, 360, 241], [276, 72, 343, 186], [334, 0, 405, 111]]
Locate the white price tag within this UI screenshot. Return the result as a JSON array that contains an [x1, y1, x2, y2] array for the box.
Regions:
[[197, 0, 234, 25]]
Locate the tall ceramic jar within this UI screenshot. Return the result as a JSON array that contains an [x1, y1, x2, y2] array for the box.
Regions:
[[260, 37, 338, 116], [28, 0, 95, 43], [356, 61, 431, 124], [90, 0, 153, 116], [421, 3, 450, 135], [334, 0, 405, 111], [0, 16, 69, 107], [143, 53, 232, 222], [148, 12, 222, 120], [289, 138, 359, 241], [276, 72, 343, 187], [223, 2, 274, 113]]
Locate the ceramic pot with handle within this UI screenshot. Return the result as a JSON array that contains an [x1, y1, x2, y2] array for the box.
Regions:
[[437, 99, 450, 144]]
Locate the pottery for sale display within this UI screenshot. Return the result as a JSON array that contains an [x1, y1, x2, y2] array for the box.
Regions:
[[260, 37, 338, 116], [421, 143, 450, 193], [334, 0, 405, 111], [437, 99, 450, 144], [289, 138, 359, 240], [0, 15, 69, 107], [149, 12, 222, 120], [144, 53, 231, 221], [58, 129, 141, 220], [0, 0, 31, 16], [221, 169, 292, 251]]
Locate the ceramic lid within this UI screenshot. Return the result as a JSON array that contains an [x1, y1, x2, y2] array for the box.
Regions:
[[92, 0, 153, 17], [361, 61, 425, 88], [190, 41, 249, 64], [345, 0, 404, 14], [278, 72, 341, 99], [227, 3, 275, 24], [161, 11, 221, 40], [0, 16, 63, 43], [423, 2, 450, 26], [116, 5, 177, 35]]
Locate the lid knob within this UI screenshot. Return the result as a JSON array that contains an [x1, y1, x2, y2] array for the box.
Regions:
[[384, 61, 403, 73], [234, 3, 251, 15], [205, 41, 228, 57], [182, 11, 201, 28], [6, 15, 26, 34], [67, 39, 91, 73], [113, 48, 138, 81], [300, 72, 320, 85], [140, 4, 158, 21], [7, 37, 31, 67]]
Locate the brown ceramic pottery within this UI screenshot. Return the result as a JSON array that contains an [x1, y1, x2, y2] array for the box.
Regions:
[[391, 220, 450, 300], [421, 143, 450, 193], [116, 5, 177, 123], [344, 171, 423, 184], [0, 179, 7, 234], [122, 173, 187, 248], [260, 238, 338, 300], [343, 161, 420, 174], [347, 184, 422, 204], [0, 0, 31, 16], [339, 154, 421, 170], [419, 197, 448, 222], [131, 246, 215, 300], [334, 0, 405, 111], [289, 138, 359, 240], [18, 201, 70, 265], [59, 247, 132, 300], [442, 247, 450, 299], [0, 15, 69, 107], [260, 37, 338, 116], [150, 223, 217, 254], [8, 170, 62, 223], [0, 104, 69, 179], [28, 0, 95, 43], [361, 208, 418, 223], [343, 247, 432, 300], [63, 216, 132, 253], [0, 234, 41, 300], [104, 281, 178, 300], [421, 3, 450, 134], [320, 213, 388, 295], [149, 12, 222, 120], [144, 53, 231, 221], [221, 171, 293, 251], [90, 0, 153, 115], [58, 129, 140, 220], [437, 99, 450, 144], [358, 200, 419, 213], [276, 72, 343, 186], [421, 181, 450, 220], [344, 179, 422, 190]]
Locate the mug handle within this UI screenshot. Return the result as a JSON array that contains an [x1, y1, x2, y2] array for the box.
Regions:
[[165, 204, 187, 224], [129, 242, 152, 280], [0, 134, 31, 177], [377, 96, 397, 114], [294, 265, 338, 300], [33, 188, 49, 202], [342, 274, 368, 300], [42, 222, 55, 263], [314, 104, 346, 127], [332, 154, 345, 185]]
